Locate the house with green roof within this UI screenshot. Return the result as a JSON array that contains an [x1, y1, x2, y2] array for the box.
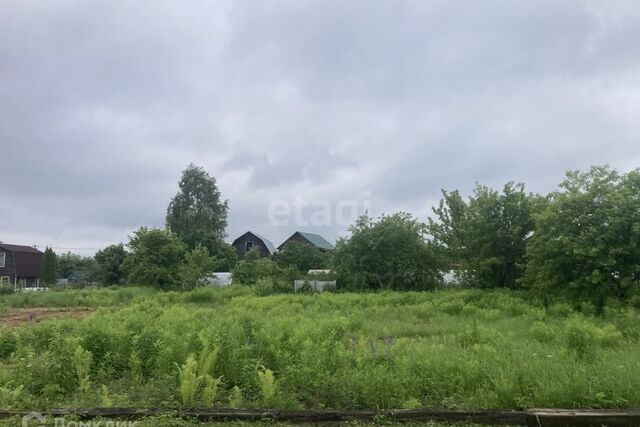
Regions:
[[277, 231, 335, 251]]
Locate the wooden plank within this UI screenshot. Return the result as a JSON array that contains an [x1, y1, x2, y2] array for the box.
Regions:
[[527, 408, 640, 427], [2, 407, 640, 425], [391, 408, 527, 425]]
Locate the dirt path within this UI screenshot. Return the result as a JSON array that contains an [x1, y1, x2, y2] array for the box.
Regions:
[[0, 307, 95, 327]]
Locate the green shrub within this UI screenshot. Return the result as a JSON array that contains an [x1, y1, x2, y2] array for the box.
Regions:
[[529, 321, 556, 343], [0, 328, 17, 359], [547, 303, 574, 318], [564, 316, 597, 358]]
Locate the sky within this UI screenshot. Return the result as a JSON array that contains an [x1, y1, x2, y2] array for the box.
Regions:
[[1, 1, 640, 255]]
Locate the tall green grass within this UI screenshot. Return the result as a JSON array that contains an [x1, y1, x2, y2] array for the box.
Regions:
[[1, 287, 640, 410]]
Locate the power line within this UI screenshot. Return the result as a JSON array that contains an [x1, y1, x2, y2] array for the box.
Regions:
[[33, 245, 106, 251]]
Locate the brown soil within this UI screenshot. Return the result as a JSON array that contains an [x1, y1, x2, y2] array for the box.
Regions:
[[0, 307, 95, 327]]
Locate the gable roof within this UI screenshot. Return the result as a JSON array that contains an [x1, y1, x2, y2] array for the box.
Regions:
[[0, 243, 43, 254], [279, 231, 334, 250], [231, 231, 276, 254]]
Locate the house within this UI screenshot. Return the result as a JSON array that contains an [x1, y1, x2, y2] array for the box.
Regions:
[[0, 243, 44, 289], [278, 231, 335, 251], [231, 231, 276, 258]]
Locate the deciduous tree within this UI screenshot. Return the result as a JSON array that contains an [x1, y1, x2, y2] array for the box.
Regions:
[[524, 166, 640, 314], [429, 182, 538, 288], [334, 212, 442, 291], [273, 241, 330, 272], [166, 164, 229, 258], [94, 244, 128, 285], [124, 227, 186, 290]]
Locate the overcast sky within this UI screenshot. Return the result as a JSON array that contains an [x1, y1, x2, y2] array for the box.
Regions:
[[2, 1, 640, 254]]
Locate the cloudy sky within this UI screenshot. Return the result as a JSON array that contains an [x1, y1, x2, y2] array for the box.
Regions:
[[2, 1, 640, 254]]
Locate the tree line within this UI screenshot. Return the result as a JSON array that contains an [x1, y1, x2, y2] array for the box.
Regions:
[[38, 164, 640, 313], [335, 165, 640, 314], [335, 165, 639, 314]]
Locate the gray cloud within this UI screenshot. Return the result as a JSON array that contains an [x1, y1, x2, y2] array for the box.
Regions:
[[1, 0, 640, 254]]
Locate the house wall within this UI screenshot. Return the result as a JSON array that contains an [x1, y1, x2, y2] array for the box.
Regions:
[[232, 233, 271, 258], [0, 250, 16, 283], [0, 248, 43, 287]]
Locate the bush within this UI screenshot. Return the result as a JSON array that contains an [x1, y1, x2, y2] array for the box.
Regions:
[[529, 321, 555, 343], [564, 316, 597, 358]]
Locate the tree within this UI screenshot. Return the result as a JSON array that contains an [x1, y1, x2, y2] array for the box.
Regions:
[[41, 247, 57, 285], [166, 164, 229, 257], [334, 213, 442, 291], [123, 227, 186, 290], [57, 252, 98, 280], [273, 241, 330, 272], [524, 166, 640, 314], [232, 248, 281, 285], [94, 244, 128, 285], [428, 182, 538, 288], [214, 242, 238, 272], [179, 245, 219, 290]]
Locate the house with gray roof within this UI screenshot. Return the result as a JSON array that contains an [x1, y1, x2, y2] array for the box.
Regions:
[[278, 231, 335, 251]]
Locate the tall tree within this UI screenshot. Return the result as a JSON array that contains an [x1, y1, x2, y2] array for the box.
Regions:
[[94, 244, 128, 285], [524, 166, 640, 314], [334, 213, 442, 291], [166, 164, 229, 257], [41, 247, 57, 285], [429, 182, 538, 288], [123, 227, 186, 290]]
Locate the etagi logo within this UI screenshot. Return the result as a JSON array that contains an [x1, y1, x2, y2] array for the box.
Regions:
[[22, 412, 137, 427], [267, 192, 372, 227]]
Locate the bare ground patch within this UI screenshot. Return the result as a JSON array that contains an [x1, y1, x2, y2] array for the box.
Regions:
[[0, 307, 95, 327]]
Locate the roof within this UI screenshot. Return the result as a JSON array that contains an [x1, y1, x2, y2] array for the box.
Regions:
[[297, 232, 334, 250], [278, 231, 335, 250], [252, 232, 277, 254], [232, 231, 276, 254], [0, 243, 43, 254]]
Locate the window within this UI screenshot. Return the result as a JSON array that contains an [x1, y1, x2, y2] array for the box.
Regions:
[[0, 276, 9, 285], [0, 252, 5, 268], [245, 241, 254, 251]]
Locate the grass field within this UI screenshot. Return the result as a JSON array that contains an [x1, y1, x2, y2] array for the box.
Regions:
[[1, 286, 640, 415]]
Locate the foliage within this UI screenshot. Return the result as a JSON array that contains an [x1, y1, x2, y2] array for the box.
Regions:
[[334, 213, 442, 291], [273, 241, 331, 272], [429, 182, 538, 289], [232, 249, 295, 289], [214, 242, 238, 272], [1, 287, 640, 411], [94, 244, 128, 285], [166, 164, 229, 261], [257, 366, 277, 406], [179, 245, 219, 291], [56, 252, 98, 280], [123, 227, 186, 290], [524, 166, 640, 314], [41, 247, 58, 285], [175, 337, 221, 406]]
